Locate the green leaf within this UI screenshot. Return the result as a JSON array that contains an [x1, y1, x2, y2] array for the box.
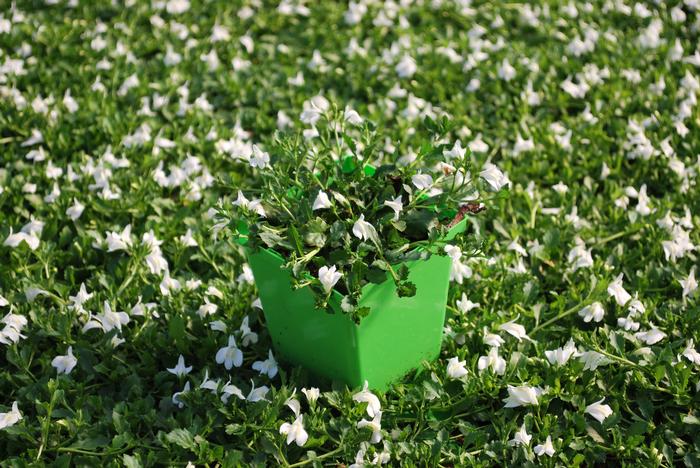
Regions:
[[123, 454, 142, 468], [397, 280, 417, 297], [288, 225, 304, 255], [397, 264, 410, 281], [168, 315, 185, 345], [404, 209, 438, 240], [165, 428, 196, 451], [353, 306, 371, 324], [69, 435, 110, 451]]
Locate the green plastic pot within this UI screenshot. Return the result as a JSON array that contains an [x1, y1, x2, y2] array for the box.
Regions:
[[240, 218, 466, 391]]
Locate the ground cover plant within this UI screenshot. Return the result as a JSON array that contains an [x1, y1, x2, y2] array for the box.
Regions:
[[1, 0, 699, 466]]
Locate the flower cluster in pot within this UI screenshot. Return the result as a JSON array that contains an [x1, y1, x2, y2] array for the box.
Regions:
[[219, 100, 508, 322]]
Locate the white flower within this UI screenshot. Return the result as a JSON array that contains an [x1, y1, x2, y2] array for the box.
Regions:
[[312, 190, 332, 210], [129, 297, 157, 317], [178, 229, 198, 247], [357, 411, 383, 444], [233, 190, 250, 208], [508, 240, 528, 257], [300, 101, 323, 125], [478, 347, 506, 375], [617, 316, 640, 331], [681, 340, 700, 365], [0, 326, 25, 346], [302, 387, 320, 404], [301, 95, 329, 123], [446, 357, 468, 379], [444, 245, 472, 283], [635, 184, 652, 216], [200, 370, 219, 393], [216, 336, 243, 370], [318, 265, 343, 293], [568, 240, 593, 271], [167, 355, 193, 377], [396, 54, 417, 78], [498, 58, 516, 81], [628, 297, 646, 318], [579, 350, 611, 371], [2, 313, 27, 331], [220, 381, 245, 403], [172, 381, 191, 409], [545, 339, 580, 366], [159, 272, 181, 296], [352, 215, 379, 244], [411, 173, 434, 191], [680, 268, 697, 298], [344, 107, 363, 125], [252, 349, 278, 378], [105, 224, 132, 252], [578, 302, 605, 323], [237, 265, 255, 285], [349, 443, 369, 468], [634, 327, 666, 345], [499, 319, 533, 342], [21, 218, 44, 237], [144, 243, 168, 275], [353, 381, 381, 418], [280, 414, 308, 447], [0, 402, 22, 430], [21, 129, 43, 147], [197, 298, 218, 318], [585, 398, 613, 423], [552, 181, 569, 194], [503, 385, 543, 408], [250, 145, 270, 169], [0, 313, 28, 345], [457, 293, 480, 313], [68, 283, 93, 314], [210, 320, 227, 332], [3, 229, 40, 250], [508, 424, 532, 446], [534, 436, 555, 457], [82, 301, 130, 334], [480, 163, 510, 191], [483, 328, 505, 347], [166, 0, 190, 14], [239, 316, 259, 346], [444, 140, 466, 160], [608, 274, 632, 306], [207, 285, 224, 299], [66, 199, 85, 221], [246, 380, 269, 402], [512, 134, 535, 156], [383, 195, 403, 221], [51, 346, 78, 375], [25, 287, 48, 302]]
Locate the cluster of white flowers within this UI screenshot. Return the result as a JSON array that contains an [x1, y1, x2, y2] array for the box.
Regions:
[[0, 312, 28, 346], [353, 381, 384, 446]]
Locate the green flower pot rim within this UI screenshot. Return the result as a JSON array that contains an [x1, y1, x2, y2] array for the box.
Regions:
[[236, 217, 467, 313]]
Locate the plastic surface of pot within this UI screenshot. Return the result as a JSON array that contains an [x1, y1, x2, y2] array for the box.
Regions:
[[243, 219, 467, 391]]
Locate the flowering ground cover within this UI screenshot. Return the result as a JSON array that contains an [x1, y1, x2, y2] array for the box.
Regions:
[[1, 0, 700, 465]]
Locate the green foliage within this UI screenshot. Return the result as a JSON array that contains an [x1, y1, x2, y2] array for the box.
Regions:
[[0, 0, 699, 466]]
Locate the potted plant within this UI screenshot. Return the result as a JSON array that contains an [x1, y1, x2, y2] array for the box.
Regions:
[[219, 105, 504, 390]]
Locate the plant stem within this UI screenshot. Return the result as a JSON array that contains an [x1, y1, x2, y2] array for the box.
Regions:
[[287, 447, 343, 467], [530, 302, 586, 335], [37, 384, 60, 460], [593, 227, 641, 248]]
